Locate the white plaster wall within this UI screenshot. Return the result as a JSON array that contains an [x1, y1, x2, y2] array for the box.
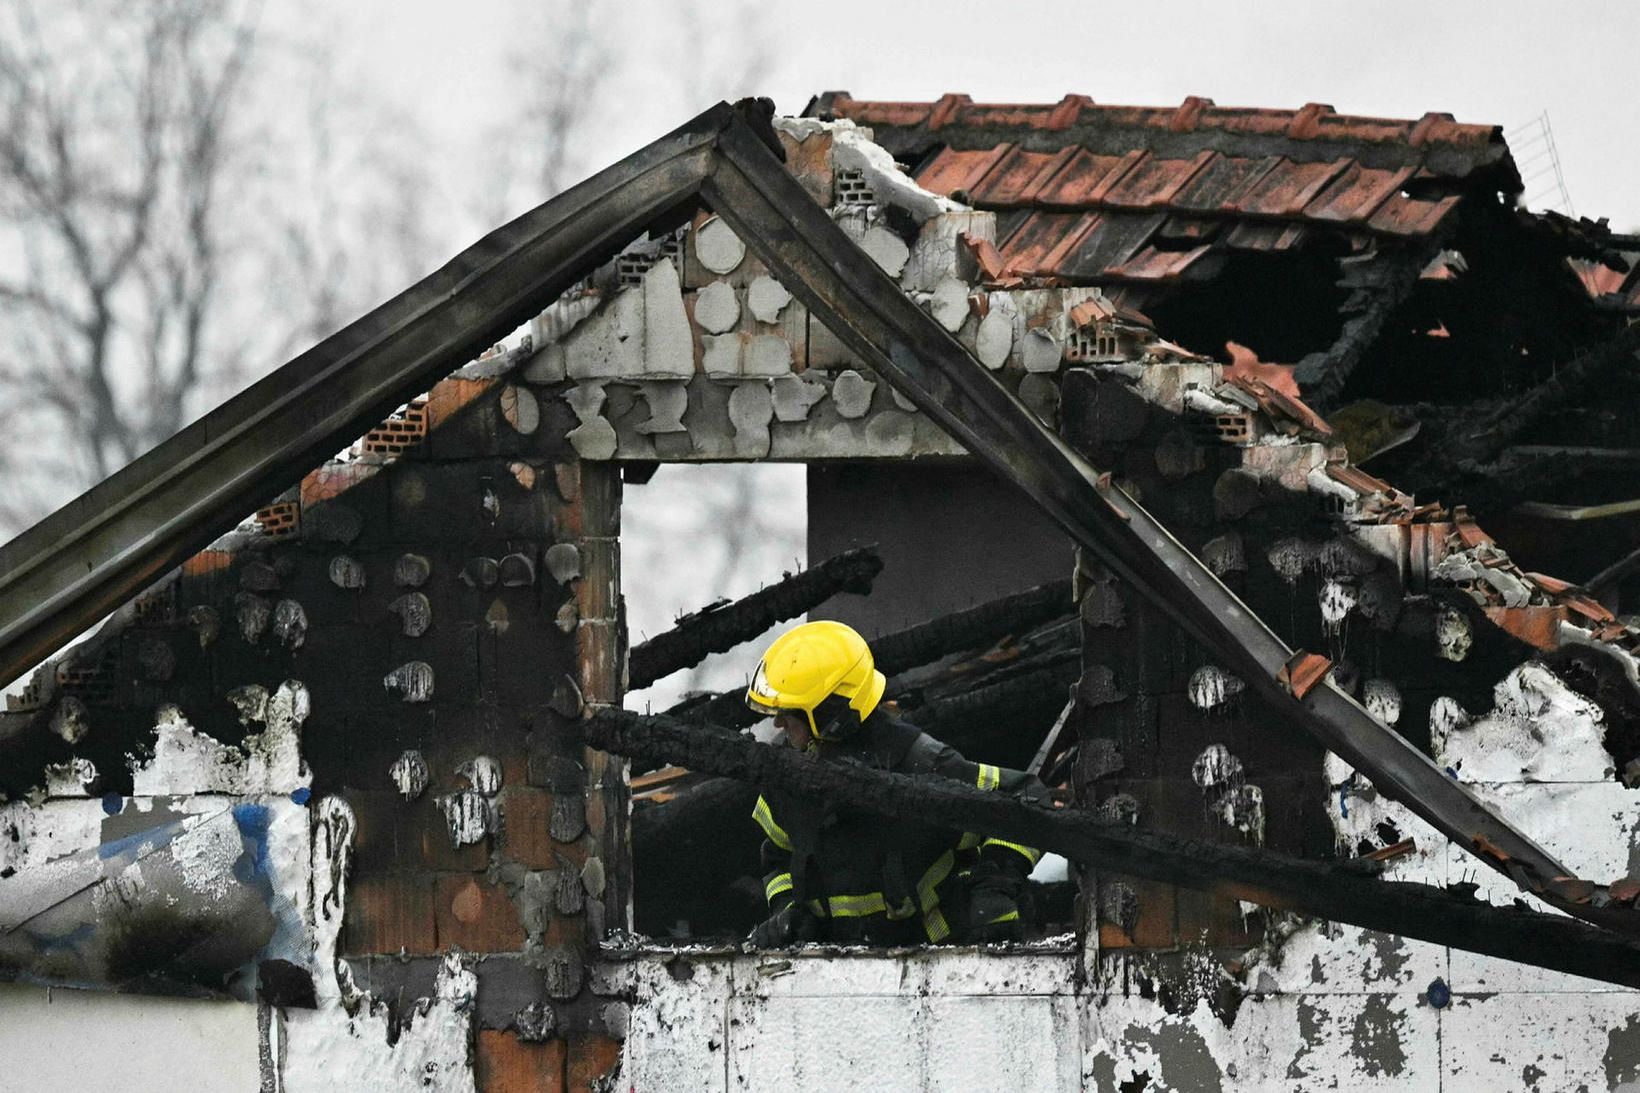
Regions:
[[0, 984, 262, 1092]]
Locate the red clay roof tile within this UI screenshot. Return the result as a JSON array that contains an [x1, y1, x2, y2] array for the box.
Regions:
[[821, 93, 1515, 287]]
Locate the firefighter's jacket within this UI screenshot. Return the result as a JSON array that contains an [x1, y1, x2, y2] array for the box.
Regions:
[[753, 709, 1046, 943]]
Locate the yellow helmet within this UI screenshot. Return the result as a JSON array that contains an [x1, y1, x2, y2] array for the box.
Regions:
[[745, 620, 887, 741]]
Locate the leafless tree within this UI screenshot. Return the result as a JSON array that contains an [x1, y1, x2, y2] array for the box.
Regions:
[[0, 0, 262, 490], [0, 0, 444, 536], [473, 0, 616, 230]]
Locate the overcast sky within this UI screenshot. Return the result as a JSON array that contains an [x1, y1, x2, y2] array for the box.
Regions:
[[342, 0, 1639, 229]]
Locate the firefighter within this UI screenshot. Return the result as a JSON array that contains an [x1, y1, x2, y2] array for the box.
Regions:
[[743, 619, 1048, 947]]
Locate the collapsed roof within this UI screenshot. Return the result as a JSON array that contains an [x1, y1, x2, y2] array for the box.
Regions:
[[815, 93, 1640, 556]]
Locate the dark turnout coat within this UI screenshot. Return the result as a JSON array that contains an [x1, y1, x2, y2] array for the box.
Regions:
[[753, 709, 1046, 943]]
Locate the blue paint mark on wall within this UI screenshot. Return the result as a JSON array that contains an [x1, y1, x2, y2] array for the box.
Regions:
[[96, 815, 193, 860], [289, 786, 311, 806], [231, 803, 272, 882], [100, 793, 123, 816]]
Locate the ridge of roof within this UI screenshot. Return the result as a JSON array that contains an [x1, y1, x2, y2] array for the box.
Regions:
[[813, 92, 1507, 166]]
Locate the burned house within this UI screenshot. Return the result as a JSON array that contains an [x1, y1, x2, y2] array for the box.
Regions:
[[3, 93, 1640, 1090]]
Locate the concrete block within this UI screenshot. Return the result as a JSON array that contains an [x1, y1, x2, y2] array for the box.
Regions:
[[747, 275, 792, 323], [616, 958, 733, 1091], [771, 375, 826, 422], [1444, 992, 1640, 1088], [859, 225, 909, 277], [641, 257, 694, 378], [634, 381, 688, 435], [694, 216, 746, 276], [976, 295, 1015, 369], [695, 280, 740, 334], [728, 382, 774, 458], [903, 210, 995, 292], [923, 995, 1081, 1090], [564, 288, 643, 379], [702, 332, 743, 378], [728, 993, 927, 1091], [567, 418, 617, 461], [1022, 327, 1063, 373], [928, 275, 971, 332], [830, 370, 875, 419]]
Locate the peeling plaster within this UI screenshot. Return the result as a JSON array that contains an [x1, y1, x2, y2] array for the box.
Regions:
[[1362, 679, 1402, 726], [1188, 668, 1245, 712], [858, 225, 909, 278], [280, 797, 478, 1092], [695, 280, 739, 333], [695, 217, 745, 275], [747, 276, 792, 323], [384, 662, 434, 703], [1435, 606, 1473, 662], [132, 686, 311, 796], [1438, 662, 1613, 781], [831, 370, 875, 419], [391, 750, 429, 800]]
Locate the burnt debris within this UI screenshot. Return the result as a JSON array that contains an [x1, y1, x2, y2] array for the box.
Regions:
[[627, 545, 883, 691]]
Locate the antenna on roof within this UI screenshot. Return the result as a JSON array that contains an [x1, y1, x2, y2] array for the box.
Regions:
[[1507, 111, 1574, 216]]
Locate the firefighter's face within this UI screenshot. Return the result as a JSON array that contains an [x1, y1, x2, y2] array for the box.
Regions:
[[775, 711, 811, 750]]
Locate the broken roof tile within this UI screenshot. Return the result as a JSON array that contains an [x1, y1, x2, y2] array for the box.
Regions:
[[823, 93, 1514, 288], [1325, 462, 1394, 496], [1304, 163, 1417, 224], [1367, 191, 1462, 236], [1033, 148, 1147, 207], [1224, 221, 1309, 252], [1229, 157, 1353, 217], [1102, 242, 1213, 283]]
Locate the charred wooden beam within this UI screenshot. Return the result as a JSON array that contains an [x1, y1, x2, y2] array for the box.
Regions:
[[587, 708, 1640, 988], [628, 546, 883, 691], [870, 578, 1074, 677], [1295, 249, 1431, 412], [1454, 323, 1640, 467], [899, 657, 1079, 742], [664, 689, 760, 733], [1588, 542, 1640, 596], [889, 616, 1079, 700]]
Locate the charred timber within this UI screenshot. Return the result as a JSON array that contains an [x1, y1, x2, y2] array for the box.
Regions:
[[898, 657, 1079, 741], [870, 578, 1074, 676], [628, 546, 883, 691], [1295, 249, 1430, 412], [1455, 323, 1640, 468], [586, 709, 1640, 988]]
